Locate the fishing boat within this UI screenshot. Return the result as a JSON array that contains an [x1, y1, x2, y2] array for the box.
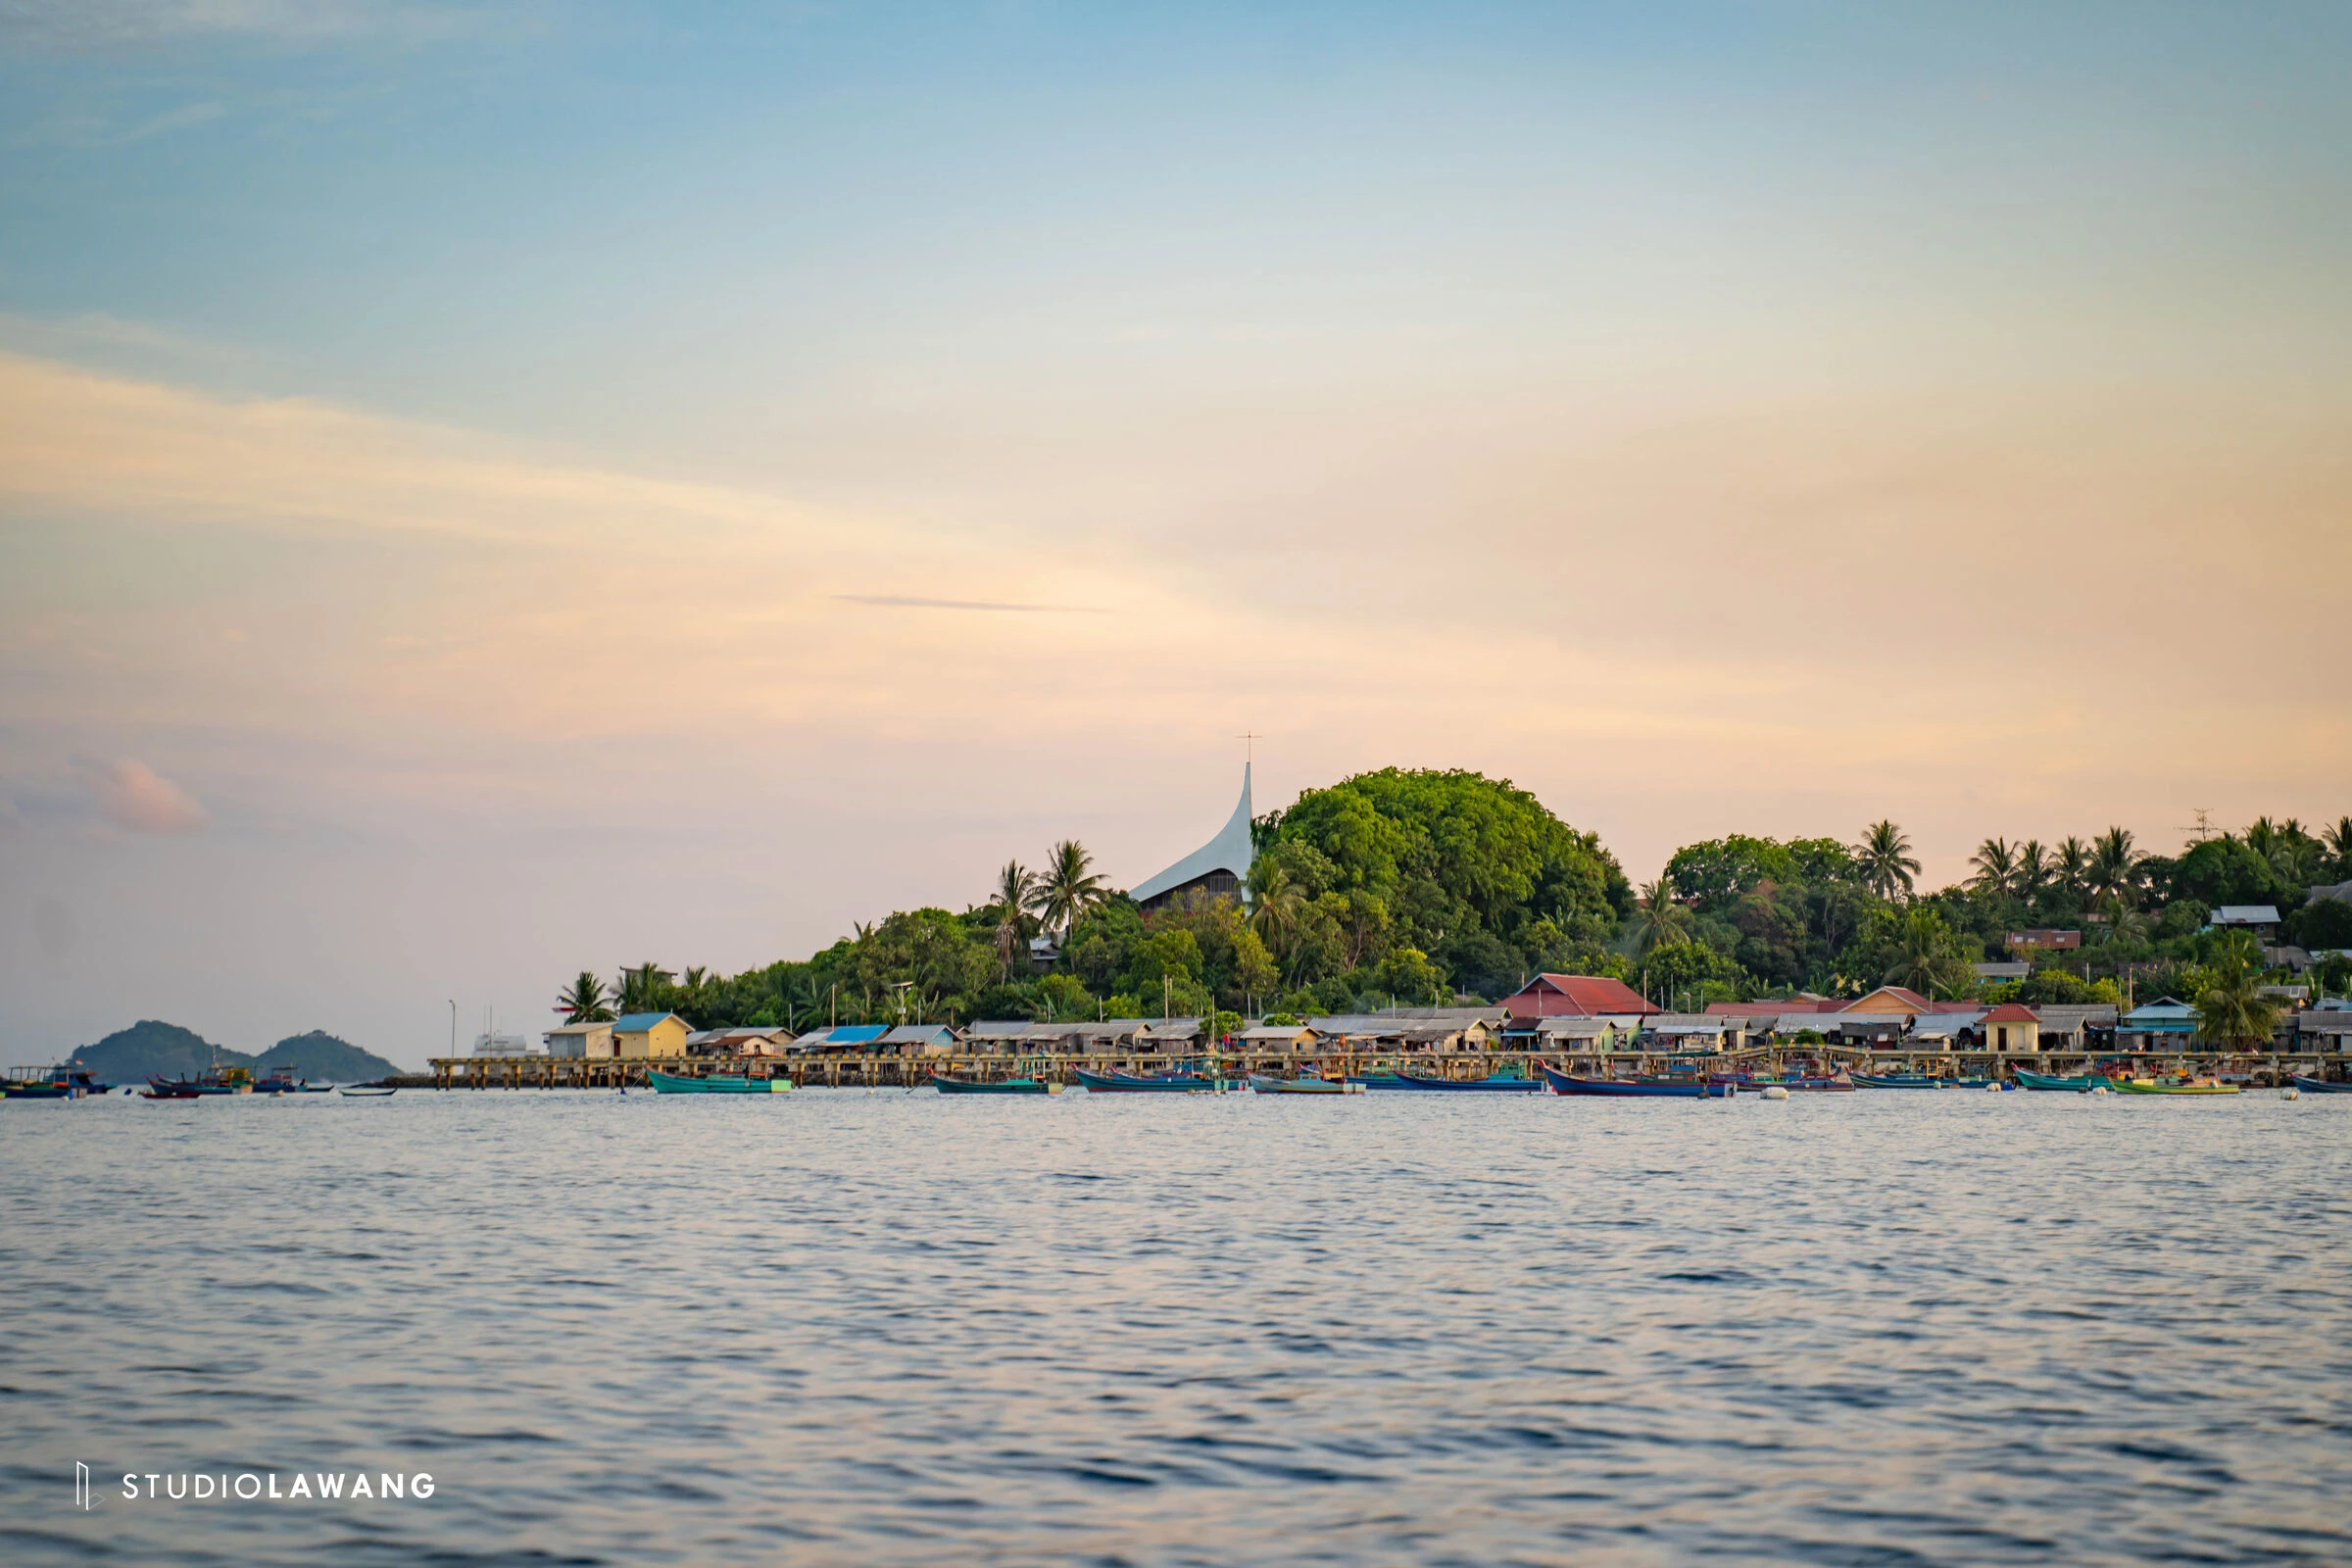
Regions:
[[1538, 1065, 1729, 1098], [2014, 1069, 2116, 1092], [646, 1068, 790, 1095], [147, 1071, 249, 1096], [1850, 1072, 1989, 1090], [1248, 1074, 1355, 1095], [1390, 1072, 1544, 1093], [1346, 1072, 1412, 1089], [931, 1073, 1048, 1094], [2112, 1076, 2240, 1096], [4, 1067, 109, 1100], [252, 1072, 331, 1095], [2289, 1075, 2352, 1094], [1072, 1068, 1222, 1093], [336, 1085, 398, 1098]]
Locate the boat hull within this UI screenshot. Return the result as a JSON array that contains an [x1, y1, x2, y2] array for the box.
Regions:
[[336, 1086, 397, 1097], [1539, 1066, 1727, 1098], [1390, 1073, 1543, 1092], [646, 1069, 790, 1095], [2112, 1079, 2240, 1096], [2013, 1069, 2113, 1091], [1248, 1075, 1350, 1094], [2289, 1075, 2352, 1094], [1851, 1074, 1991, 1090], [1073, 1069, 1220, 1092], [932, 1074, 1047, 1094]]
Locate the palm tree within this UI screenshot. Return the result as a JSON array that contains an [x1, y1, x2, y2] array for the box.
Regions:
[[614, 962, 673, 1014], [2052, 836, 2090, 902], [1029, 839, 1107, 946], [2013, 839, 2048, 901], [2324, 816, 2352, 872], [1855, 820, 1920, 902], [2088, 827, 2141, 909], [1883, 906, 1969, 999], [1247, 862, 1307, 973], [2196, 933, 2278, 1049], [556, 971, 613, 1023], [1969, 837, 2017, 898], [1626, 876, 1694, 957], [990, 860, 1040, 978]]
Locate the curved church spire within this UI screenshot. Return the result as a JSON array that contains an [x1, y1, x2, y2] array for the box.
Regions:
[[1131, 764, 1253, 912]]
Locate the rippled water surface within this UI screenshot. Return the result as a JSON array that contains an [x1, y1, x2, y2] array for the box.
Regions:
[[5, 1087, 2351, 1565]]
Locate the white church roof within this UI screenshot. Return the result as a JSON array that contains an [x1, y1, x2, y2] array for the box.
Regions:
[[1132, 764, 1254, 906]]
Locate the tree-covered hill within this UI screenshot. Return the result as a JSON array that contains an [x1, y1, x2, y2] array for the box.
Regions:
[[65, 1021, 401, 1084]]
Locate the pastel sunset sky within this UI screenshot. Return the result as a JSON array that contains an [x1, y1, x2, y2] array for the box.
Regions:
[[4, 2, 2347, 1065]]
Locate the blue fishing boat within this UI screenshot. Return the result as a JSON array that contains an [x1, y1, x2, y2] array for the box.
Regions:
[[1391, 1072, 1544, 1093], [2290, 1075, 2352, 1094], [1850, 1072, 1990, 1090], [1538, 1065, 1728, 1098], [1346, 1072, 1412, 1089], [931, 1073, 1048, 1095], [1073, 1068, 1221, 1093], [646, 1068, 790, 1095]]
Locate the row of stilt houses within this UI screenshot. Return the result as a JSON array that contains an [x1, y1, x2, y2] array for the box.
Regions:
[[427, 973, 2352, 1087]]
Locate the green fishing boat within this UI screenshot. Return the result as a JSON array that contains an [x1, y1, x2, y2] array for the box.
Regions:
[[931, 1073, 1049, 1094], [2014, 1069, 2116, 1092], [646, 1068, 791, 1095]]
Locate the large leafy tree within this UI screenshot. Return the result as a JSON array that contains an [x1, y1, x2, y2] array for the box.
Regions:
[[1256, 767, 1627, 966], [1856, 820, 1920, 902], [1878, 906, 1974, 1000]]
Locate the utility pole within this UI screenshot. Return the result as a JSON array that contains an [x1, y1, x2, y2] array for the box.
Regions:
[[448, 1000, 456, 1058]]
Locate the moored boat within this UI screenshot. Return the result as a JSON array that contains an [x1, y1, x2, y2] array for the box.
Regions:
[[647, 1068, 790, 1095], [2014, 1069, 2115, 1092], [1346, 1072, 1412, 1089], [1248, 1074, 1354, 1095], [336, 1085, 397, 1097], [2112, 1076, 2240, 1096], [2289, 1074, 2352, 1094], [1850, 1073, 1989, 1090], [4, 1067, 109, 1100], [1073, 1068, 1222, 1092], [931, 1073, 1048, 1094], [1538, 1065, 1729, 1098], [1390, 1072, 1544, 1093]]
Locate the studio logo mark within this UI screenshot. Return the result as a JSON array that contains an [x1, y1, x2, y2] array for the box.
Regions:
[[76, 1462, 93, 1510]]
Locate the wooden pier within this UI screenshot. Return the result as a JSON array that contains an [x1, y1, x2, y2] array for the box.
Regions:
[[410, 1049, 2343, 1091]]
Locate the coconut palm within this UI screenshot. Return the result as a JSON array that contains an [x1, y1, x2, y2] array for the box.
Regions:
[[2052, 836, 2090, 902], [1029, 839, 1108, 946], [1626, 876, 1695, 957], [1969, 838, 2017, 898], [2197, 933, 2278, 1049], [1883, 906, 1971, 1000], [990, 860, 1040, 978], [556, 971, 613, 1023], [1247, 861, 1307, 971], [2324, 816, 2352, 872], [2013, 839, 2048, 902], [2088, 827, 2141, 909], [1855, 820, 1920, 902], [614, 962, 673, 1014]]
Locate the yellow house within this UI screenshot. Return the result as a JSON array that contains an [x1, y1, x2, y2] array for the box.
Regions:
[[612, 1011, 690, 1058]]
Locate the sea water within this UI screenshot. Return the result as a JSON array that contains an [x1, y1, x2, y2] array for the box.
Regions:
[[3, 1088, 2348, 1565]]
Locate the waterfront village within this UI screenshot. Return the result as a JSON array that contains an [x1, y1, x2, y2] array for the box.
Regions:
[[431, 767, 2352, 1092]]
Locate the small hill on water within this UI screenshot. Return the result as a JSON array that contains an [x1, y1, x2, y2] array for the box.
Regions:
[[67, 1021, 403, 1084]]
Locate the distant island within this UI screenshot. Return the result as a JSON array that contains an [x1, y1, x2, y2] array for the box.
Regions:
[[67, 1021, 404, 1085]]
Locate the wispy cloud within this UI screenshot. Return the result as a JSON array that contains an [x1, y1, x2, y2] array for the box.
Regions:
[[834, 595, 1114, 614], [87, 759, 206, 833]]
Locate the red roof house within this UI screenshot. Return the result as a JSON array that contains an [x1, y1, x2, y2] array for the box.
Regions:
[[1499, 973, 1651, 1019]]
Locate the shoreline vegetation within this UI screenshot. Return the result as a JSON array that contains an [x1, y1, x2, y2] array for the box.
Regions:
[[554, 768, 2352, 1048]]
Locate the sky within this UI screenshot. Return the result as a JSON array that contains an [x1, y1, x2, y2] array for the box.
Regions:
[[3, 2, 2348, 1067]]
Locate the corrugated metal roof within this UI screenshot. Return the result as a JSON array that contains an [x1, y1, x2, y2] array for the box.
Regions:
[[613, 1012, 681, 1031], [2212, 905, 2281, 923]]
